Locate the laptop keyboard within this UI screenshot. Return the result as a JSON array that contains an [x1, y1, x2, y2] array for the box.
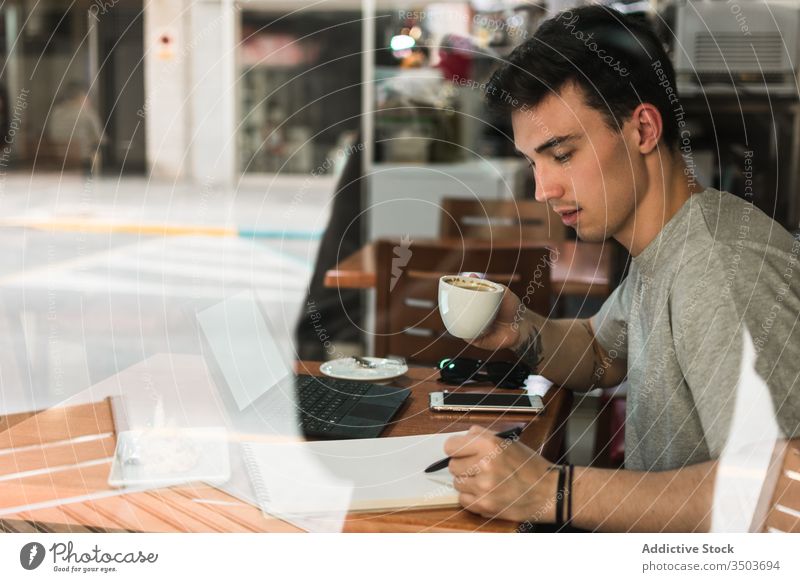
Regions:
[[295, 375, 373, 434]]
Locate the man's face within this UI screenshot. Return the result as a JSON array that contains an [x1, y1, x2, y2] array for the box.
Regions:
[[511, 83, 645, 243]]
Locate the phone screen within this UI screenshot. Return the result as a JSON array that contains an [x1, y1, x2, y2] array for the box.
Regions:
[[441, 392, 536, 408]]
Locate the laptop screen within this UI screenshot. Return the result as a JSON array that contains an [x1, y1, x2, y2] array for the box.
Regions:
[[197, 293, 293, 412]]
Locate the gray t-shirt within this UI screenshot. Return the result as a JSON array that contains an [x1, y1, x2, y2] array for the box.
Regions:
[[592, 188, 800, 471]]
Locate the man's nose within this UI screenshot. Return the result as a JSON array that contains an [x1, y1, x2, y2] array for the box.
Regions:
[[533, 168, 565, 203]]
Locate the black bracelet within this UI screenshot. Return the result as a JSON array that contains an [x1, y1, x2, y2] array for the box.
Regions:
[[566, 463, 575, 527], [554, 464, 566, 528]]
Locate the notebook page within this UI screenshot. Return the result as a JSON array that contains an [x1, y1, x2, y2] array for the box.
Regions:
[[243, 431, 466, 515]]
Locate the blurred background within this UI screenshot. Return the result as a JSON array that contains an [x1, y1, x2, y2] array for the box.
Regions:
[[0, 0, 798, 467]]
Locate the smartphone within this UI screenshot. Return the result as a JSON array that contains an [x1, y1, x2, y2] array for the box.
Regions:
[[429, 391, 544, 413]]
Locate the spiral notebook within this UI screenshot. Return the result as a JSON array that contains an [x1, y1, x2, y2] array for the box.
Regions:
[[241, 431, 466, 517]]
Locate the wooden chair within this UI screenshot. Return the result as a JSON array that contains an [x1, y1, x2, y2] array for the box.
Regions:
[[374, 239, 552, 364], [759, 439, 800, 532], [440, 197, 566, 243]]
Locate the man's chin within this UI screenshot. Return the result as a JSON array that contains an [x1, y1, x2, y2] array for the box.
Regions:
[[573, 226, 610, 243]]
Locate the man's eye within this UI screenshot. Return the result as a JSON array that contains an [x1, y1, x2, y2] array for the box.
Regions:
[[554, 152, 572, 163]]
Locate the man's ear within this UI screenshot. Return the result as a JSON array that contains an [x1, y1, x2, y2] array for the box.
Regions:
[[632, 103, 663, 154]]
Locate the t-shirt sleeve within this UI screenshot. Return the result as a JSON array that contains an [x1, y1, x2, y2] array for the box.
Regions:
[[672, 280, 741, 458], [591, 275, 632, 360]]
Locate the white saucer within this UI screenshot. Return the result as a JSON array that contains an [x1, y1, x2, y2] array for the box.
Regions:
[[320, 357, 408, 382]]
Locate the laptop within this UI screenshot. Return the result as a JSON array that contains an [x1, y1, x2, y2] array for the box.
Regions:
[[196, 294, 410, 439]]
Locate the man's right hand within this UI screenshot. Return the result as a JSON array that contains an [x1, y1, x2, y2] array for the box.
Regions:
[[466, 285, 525, 352]]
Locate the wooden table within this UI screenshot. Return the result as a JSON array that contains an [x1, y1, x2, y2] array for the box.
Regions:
[[325, 239, 614, 298], [0, 362, 570, 533]]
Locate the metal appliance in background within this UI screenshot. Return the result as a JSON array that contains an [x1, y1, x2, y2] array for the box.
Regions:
[[673, 0, 800, 95]]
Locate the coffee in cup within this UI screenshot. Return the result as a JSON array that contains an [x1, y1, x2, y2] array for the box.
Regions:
[[438, 275, 504, 339], [448, 280, 496, 292]]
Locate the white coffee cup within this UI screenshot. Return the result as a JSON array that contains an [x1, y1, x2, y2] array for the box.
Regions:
[[438, 275, 504, 339]]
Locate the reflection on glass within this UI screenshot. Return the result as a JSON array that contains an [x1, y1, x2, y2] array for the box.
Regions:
[[238, 10, 362, 175]]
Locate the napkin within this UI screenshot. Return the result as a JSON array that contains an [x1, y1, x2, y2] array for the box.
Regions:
[[523, 374, 553, 398]]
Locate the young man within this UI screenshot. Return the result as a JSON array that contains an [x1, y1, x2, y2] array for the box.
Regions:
[[445, 6, 800, 531]]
